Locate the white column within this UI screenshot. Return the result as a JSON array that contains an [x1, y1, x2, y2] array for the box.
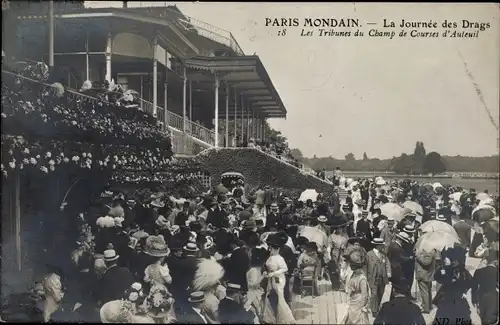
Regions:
[[164, 51, 168, 126], [182, 64, 187, 133], [225, 84, 229, 147], [247, 108, 251, 140], [48, 0, 54, 67], [233, 89, 238, 147], [214, 74, 220, 148], [153, 35, 158, 117], [140, 76, 143, 110], [240, 97, 244, 143], [256, 114, 260, 141], [85, 31, 89, 80], [252, 107, 255, 138], [189, 79, 193, 121], [105, 32, 112, 82]]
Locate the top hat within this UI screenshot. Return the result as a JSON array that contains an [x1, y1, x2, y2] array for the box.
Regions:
[[188, 291, 205, 303], [371, 238, 385, 245]]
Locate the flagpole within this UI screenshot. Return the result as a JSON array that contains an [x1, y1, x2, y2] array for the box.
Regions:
[[48, 0, 54, 67]]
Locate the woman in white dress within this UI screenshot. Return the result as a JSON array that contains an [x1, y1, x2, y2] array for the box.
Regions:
[[262, 234, 295, 324]]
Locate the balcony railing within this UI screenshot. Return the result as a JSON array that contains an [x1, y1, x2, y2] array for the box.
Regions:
[[129, 3, 245, 56], [138, 98, 215, 147]]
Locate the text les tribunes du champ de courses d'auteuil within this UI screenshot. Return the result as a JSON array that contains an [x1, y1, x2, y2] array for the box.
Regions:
[[265, 18, 491, 39]]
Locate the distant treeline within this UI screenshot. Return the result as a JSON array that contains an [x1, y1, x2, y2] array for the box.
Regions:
[[301, 155, 499, 173]]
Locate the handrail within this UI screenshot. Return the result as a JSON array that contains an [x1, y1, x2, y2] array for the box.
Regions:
[[129, 3, 244, 56], [137, 98, 215, 147]]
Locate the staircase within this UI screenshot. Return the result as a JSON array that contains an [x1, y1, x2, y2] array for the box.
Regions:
[[196, 148, 333, 192]]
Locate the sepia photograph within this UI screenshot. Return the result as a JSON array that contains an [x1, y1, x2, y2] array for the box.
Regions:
[[1, 1, 499, 324]]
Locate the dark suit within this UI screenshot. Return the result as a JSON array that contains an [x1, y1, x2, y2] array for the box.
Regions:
[[238, 229, 260, 248], [213, 228, 235, 255], [373, 296, 425, 325], [179, 307, 208, 324], [266, 212, 280, 230], [280, 244, 297, 304], [356, 219, 372, 241], [414, 250, 436, 313], [218, 298, 254, 324], [169, 256, 198, 304], [98, 265, 134, 303], [226, 248, 251, 290], [471, 265, 499, 325], [387, 241, 412, 297], [366, 249, 391, 314]]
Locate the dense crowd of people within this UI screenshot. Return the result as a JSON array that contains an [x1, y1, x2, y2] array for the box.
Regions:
[[1, 175, 497, 324]]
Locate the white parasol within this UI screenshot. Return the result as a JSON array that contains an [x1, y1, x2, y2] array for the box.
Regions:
[[299, 189, 319, 202], [415, 230, 460, 255], [403, 201, 424, 216], [297, 226, 328, 252], [450, 192, 463, 202], [375, 177, 386, 186], [475, 192, 491, 202], [432, 182, 443, 191], [380, 203, 406, 222], [420, 220, 459, 238]]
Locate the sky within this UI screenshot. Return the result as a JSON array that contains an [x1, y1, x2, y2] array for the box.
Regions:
[[86, 2, 499, 159]]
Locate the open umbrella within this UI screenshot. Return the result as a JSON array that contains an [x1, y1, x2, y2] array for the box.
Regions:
[[380, 203, 405, 222], [432, 183, 443, 191], [472, 207, 496, 224], [297, 226, 328, 251], [402, 201, 424, 216], [450, 192, 463, 202], [299, 189, 319, 203], [420, 220, 459, 238], [476, 192, 491, 202], [375, 178, 386, 186], [415, 230, 461, 255]]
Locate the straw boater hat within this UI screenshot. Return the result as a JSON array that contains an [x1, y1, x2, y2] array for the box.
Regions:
[[396, 232, 412, 243], [151, 198, 165, 208], [436, 215, 447, 221], [101, 190, 114, 199], [403, 225, 416, 233], [317, 215, 328, 223], [270, 203, 279, 210], [188, 291, 205, 303], [387, 217, 395, 224], [103, 244, 119, 262], [371, 238, 385, 246], [132, 230, 149, 240], [183, 242, 199, 254], [226, 283, 244, 292], [347, 249, 366, 268], [143, 235, 170, 257]]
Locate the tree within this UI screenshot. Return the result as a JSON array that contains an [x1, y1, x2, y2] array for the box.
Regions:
[[289, 148, 303, 161], [345, 153, 356, 161], [363, 152, 369, 161], [423, 152, 447, 175], [392, 153, 413, 175], [412, 141, 427, 174]]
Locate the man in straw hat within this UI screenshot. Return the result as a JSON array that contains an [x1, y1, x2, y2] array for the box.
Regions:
[[98, 244, 134, 304], [387, 232, 414, 299], [366, 238, 391, 316], [177, 291, 209, 324], [218, 283, 255, 324]]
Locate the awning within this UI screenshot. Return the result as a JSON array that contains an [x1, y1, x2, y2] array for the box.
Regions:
[[185, 56, 287, 119]]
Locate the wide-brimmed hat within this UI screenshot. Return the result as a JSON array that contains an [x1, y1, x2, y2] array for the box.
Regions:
[[100, 300, 133, 323], [266, 233, 284, 248], [347, 236, 364, 244], [387, 217, 395, 223], [100, 190, 114, 199], [155, 215, 170, 228], [371, 238, 385, 245], [347, 250, 366, 268], [234, 204, 244, 211], [317, 215, 328, 223], [151, 199, 165, 208], [270, 203, 279, 209], [403, 225, 416, 233], [305, 241, 318, 252], [144, 235, 170, 257], [436, 215, 447, 221], [132, 230, 149, 240], [145, 286, 173, 319], [188, 291, 205, 303], [296, 236, 310, 247], [183, 242, 199, 253], [396, 232, 412, 243], [103, 244, 119, 262], [243, 220, 257, 229]]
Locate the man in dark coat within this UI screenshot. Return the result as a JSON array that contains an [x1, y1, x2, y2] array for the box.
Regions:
[[179, 291, 209, 324], [356, 212, 372, 243], [373, 283, 425, 325], [366, 238, 391, 316], [238, 220, 260, 249], [266, 203, 281, 231], [97, 247, 134, 305], [207, 197, 229, 229], [169, 243, 199, 309], [213, 222, 235, 256], [218, 283, 255, 324], [471, 250, 499, 325], [225, 240, 251, 291], [387, 232, 414, 298], [415, 248, 437, 314]]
